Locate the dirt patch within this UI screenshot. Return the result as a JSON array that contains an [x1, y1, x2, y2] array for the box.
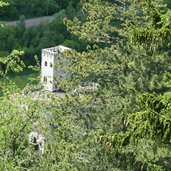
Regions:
[[4, 15, 55, 28]]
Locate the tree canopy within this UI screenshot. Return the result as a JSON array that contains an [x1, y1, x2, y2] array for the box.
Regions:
[[0, 0, 171, 170]]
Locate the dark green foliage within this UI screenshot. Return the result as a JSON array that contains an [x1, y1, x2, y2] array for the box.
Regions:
[[101, 93, 171, 170], [0, 0, 80, 20], [0, 9, 87, 66]]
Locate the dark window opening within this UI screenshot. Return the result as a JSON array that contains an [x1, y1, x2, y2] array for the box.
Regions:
[[44, 77, 47, 83], [54, 84, 58, 89], [45, 61, 47, 66]]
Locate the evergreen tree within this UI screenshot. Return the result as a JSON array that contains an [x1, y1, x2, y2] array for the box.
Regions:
[[62, 0, 171, 170]]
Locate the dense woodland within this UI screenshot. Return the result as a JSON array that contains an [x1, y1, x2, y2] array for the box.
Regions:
[[0, 0, 170, 65], [1, 0, 171, 170], [0, 0, 86, 66], [0, 0, 80, 20]]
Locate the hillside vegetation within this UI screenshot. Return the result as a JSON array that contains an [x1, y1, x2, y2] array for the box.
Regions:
[[1, 0, 171, 170], [0, 0, 80, 20]]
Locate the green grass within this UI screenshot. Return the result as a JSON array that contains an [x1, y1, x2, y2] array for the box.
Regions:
[[0, 69, 40, 96], [4, 69, 40, 90]]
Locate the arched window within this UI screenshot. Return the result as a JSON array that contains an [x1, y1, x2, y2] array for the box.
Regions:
[[45, 61, 47, 66], [50, 63, 53, 67], [44, 77, 47, 83], [54, 84, 58, 89]]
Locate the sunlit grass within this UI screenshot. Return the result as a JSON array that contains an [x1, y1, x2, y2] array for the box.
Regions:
[[8, 69, 40, 89]]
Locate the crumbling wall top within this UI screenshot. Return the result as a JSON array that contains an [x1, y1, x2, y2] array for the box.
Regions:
[[42, 45, 70, 55]]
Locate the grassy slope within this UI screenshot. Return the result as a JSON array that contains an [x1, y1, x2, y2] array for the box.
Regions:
[[7, 69, 39, 89]]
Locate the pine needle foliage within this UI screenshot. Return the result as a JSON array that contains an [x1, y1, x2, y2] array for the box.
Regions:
[[1, 0, 171, 170]]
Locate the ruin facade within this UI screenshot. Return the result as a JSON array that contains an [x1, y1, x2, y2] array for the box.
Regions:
[[41, 45, 70, 91]]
